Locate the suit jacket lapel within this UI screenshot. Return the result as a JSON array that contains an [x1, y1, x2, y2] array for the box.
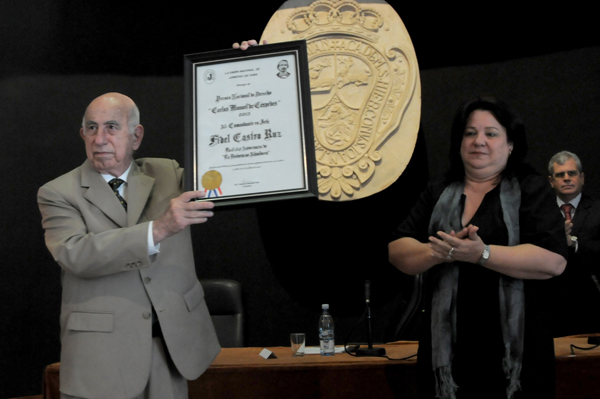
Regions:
[[81, 160, 128, 227], [127, 161, 155, 227], [572, 194, 592, 235]]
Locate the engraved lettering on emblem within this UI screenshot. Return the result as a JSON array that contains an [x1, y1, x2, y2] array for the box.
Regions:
[[307, 36, 403, 198], [266, 0, 418, 200]]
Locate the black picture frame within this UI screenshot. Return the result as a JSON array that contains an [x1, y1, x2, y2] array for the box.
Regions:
[[184, 40, 317, 207]]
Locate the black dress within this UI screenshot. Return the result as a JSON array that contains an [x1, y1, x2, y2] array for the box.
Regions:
[[394, 173, 568, 399]]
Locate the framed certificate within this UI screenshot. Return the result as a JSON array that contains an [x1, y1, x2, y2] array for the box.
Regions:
[[184, 41, 317, 206]]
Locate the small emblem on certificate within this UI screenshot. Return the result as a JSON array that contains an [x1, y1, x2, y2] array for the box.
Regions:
[[203, 69, 216, 84]]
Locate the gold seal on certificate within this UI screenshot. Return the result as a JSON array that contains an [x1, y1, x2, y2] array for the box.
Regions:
[[202, 170, 223, 198]]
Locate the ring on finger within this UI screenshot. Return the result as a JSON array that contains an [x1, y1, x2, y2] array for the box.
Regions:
[[447, 247, 455, 259]]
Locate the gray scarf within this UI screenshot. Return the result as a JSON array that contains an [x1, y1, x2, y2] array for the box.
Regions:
[[428, 178, 524, 399]]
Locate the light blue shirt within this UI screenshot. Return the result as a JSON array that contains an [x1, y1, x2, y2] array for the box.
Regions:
[[556, 192, 582, 219]]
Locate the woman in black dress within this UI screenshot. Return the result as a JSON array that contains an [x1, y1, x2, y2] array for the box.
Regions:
[[388, 97, 568, 399]]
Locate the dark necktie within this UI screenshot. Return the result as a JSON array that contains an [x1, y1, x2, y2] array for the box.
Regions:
[[561, 203, 573, 221], [108, 178, 127, 211]]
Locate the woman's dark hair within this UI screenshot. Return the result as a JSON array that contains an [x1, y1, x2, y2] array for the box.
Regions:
[[445, 96, 528, 182]]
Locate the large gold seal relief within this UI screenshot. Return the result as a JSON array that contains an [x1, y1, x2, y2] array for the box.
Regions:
[[261, 0, 420, 201]]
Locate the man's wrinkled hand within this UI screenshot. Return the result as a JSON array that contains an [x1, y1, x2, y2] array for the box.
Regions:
[[152, 190, 214, 244], [232, 39, 267, 50]]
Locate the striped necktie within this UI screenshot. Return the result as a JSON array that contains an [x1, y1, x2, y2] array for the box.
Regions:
[[108, 178, 127, 211]]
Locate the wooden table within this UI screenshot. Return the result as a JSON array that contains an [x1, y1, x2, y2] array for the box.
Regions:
[[188, 342, 418, 399], [43, 337, 600, 398], [554, 336, 600, 397]]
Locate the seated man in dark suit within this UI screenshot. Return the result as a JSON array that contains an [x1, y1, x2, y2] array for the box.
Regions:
[[38, 92, 221, 399], [548, 150, 600, 336]]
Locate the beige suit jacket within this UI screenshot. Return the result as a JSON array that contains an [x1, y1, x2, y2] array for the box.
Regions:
[[38, 158, 220, 399]]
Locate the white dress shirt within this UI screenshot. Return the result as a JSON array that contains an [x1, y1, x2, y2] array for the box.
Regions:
[[101, 163, 160, 255]]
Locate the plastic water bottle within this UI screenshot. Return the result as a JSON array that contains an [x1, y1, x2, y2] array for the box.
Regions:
[[319, 304, 335, 356]]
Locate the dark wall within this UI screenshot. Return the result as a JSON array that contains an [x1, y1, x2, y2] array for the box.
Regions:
[[1, 1, 597, 77], [1, 1, 599, 397]]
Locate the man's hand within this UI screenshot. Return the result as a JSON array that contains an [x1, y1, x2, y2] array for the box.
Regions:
[[565, 220, 574, 246], [232, 39, 267, 50], [152, 190, 214, 245], [565, 220, 573, 236]]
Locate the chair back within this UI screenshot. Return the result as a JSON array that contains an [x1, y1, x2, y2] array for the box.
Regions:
[[200, 279, 244, 347]]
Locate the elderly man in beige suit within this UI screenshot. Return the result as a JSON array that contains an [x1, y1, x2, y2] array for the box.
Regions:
[[38, 93, 221, 399]]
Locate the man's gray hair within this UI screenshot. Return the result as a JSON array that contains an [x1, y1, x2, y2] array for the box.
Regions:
[[548, 150, 583, 175], [127, 105, 140, 134]]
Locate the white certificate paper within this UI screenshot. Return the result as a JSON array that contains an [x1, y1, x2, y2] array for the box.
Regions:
[[186, 43, 316, 205]]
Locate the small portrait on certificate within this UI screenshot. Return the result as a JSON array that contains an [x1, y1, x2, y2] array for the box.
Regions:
[[276, 60, 290, 79]]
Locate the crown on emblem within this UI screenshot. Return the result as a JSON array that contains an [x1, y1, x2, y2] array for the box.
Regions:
[[287, 0, 384, 35]]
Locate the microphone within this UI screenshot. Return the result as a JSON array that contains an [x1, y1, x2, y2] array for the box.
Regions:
[[355, 280, 386, 357]]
